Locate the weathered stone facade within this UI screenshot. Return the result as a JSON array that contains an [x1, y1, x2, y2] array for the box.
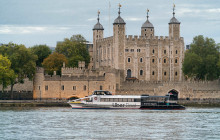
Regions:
[[92, 6, 184, 82]]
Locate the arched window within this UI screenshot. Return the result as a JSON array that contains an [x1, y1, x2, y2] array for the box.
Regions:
[[152, 49, 155, 54], [164, 72, 167, 76], [175, 72, 178, 76], [152, 71, 155, 75], [164, 59, 166, 63], [127, 69, 131, 78], [140, 70, 143, 76], [175, 59, 178, 63], [128, 58, 131, 62], [152, 59, 154, 63], [140, 58, 143, 63], [164, 50, 166, 54], [176, 50, 178, 54]]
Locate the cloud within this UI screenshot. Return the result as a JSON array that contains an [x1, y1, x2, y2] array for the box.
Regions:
[[0, 25, 88, 35], [124, 17, 145, 21]]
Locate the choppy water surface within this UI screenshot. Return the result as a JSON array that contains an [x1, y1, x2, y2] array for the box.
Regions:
[[0, 107, 220, 140]]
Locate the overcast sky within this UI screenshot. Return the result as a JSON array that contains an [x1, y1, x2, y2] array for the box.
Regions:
[[0, 0, 220, 47]]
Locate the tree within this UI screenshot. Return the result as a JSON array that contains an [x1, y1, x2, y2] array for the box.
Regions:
[[0, 43, 37, 92], [55, 34, 90, 67], [0, 55, 16, 93], [183, 35, 220, 80], [42, 52, 68, 75], [30, 45, 52, 67]]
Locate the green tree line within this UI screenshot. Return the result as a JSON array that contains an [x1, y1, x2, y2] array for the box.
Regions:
[[0, 35, 90, 93], [182, 35, 220, 80]]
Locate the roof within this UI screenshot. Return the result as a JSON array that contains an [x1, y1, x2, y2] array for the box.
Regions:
[[93, 22, 104, 30], [142, 20, 154, 28], [113, 16, 126, 25], [169, 17, 180, 24]]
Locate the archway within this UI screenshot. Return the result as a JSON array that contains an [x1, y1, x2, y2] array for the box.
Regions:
[[127, 69, 131, 78], [168, 89, 179, 100]]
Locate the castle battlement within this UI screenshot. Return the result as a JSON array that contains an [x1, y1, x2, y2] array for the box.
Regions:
[[97, 36, 113, 43], [44, 74, 105, 81]]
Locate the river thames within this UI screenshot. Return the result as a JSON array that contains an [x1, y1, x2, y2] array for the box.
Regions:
[[0, 107, 220, 139]]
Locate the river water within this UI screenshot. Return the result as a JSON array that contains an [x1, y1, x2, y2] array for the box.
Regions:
[[0, 107, 220, 140]]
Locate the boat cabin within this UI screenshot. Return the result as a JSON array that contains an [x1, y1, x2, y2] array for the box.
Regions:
[[92, 90, 112, 95]]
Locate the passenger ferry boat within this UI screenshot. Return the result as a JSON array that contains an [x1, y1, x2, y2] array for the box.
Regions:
[[68, 90, 185, 110]]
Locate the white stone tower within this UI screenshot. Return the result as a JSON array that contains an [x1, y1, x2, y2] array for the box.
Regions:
[[93, 10, 104, 69], [169, 4, 180, 39], [113, 4, 126, 70], [141, 9, 154, 37]]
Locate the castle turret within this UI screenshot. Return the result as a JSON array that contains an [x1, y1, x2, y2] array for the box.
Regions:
[[169, 4, 180, 39], [93, 10, 104, 69], [113, 4, 126, 70], [141, 9, 154, 37]]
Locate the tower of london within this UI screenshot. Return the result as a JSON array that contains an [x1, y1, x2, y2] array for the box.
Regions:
[[33, 4, 187, 99], [91, 4, 184, 82]]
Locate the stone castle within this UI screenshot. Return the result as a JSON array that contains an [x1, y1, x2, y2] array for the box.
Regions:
[[32, 5, 220, 100]]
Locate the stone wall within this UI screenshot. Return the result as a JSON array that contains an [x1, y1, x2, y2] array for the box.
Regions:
[[117, 80, 220, 99]]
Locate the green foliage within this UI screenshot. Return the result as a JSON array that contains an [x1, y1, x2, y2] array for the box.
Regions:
[[30, 45, 52, 67], [42, 52, 68, 75], [183, 35, 220, 80], [0, 55, 16, 92], [55, 34, 90, 67], [0, 43, 37, 92]]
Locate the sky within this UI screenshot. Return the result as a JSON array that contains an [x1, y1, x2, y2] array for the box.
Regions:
[[0, 0, 220, 47]]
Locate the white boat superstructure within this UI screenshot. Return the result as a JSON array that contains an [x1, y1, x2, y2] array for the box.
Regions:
[[68, 90, 186, 110], [68, 90, 141, 109]]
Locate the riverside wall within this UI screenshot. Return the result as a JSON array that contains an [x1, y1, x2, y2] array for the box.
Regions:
[[117, 80, 220, 99]]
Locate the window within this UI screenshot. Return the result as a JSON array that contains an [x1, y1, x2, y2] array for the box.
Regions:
[[128, 58, 131, 62], [152, 71, 155, 75], [100, 85, 103, 90], [151, 29, 153, 31], [145, 34, 146, 36], [164, 59, 166, 63], [140, 70, 143, 76], [73, 86, 76, 90], [152, 59, 155, 63], [45, 85, 48, 91], [152, 49, 155, 54], [137, 49, 141, 52], [39, 86, 40, 90], [84, 85, 86, 91], [61, 85, 64, 90], [175, 72, 178, 76], [175, 59, 178, 63], [164, 50, 166, 54], [145, 29, 146, 31], [176, 50, 178, 54], [125, 49, 129, 52], [164, 72, 166, 76], [130, 49, 134, 52], [140, 58, 143, 63]]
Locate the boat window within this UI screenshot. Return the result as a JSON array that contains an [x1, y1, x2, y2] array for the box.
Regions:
[[134, 98, 141, 102], [114, 98, 119, 102], [122, 98, 128, 102], [109, 98, 114, 102], [127, 98, 134, 102], [118, 98, 123, 102]]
